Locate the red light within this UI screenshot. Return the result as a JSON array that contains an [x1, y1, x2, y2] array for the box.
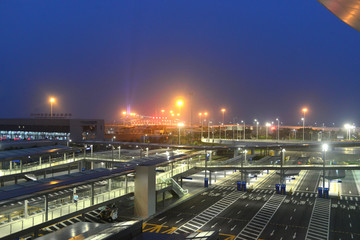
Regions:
[[271, 126, 276, 130], [298, 161, 301, 164]]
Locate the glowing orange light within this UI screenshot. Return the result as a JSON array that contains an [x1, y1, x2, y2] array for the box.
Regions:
[[122, 111, 127, 115], [171, 114, 175, 116], [204, 112, 208, 116], [302, 108, 308, 113], [49, 97, 55, 103], [161, 109, 165, 113], [177, 100, 184, 107], [177, 113, 180, 116], [49, 181, 60, 185], [170, 110, 173, 114], [199, 113, 202, 116], [221, 108, 226, 113]]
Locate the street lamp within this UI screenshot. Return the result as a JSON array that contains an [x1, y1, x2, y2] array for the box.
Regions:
[[302, 108, 308, 141], [241, 120, 245, 140], [49, 97, 55, 118], [344, 123, 355, 140], [322, 143, 328, 191], [208, 121, 212, 142], [265, 122, 271, 139], [221, 108, 226, 124], [177, 122, 184, 145], [276, 118, 280, 141], [254, 119, 259, 140]]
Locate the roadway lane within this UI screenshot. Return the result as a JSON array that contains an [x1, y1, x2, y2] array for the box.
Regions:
[[330, 197, 360, 239], [296, 170, 321, 193], [260, 195, 315, 240], [341, 170, 359, 196], [199, 189, 272, 235], [255, 171, 280, 190]]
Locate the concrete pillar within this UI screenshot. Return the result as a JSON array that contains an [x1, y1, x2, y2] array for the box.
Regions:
[[171, 162, 174, 177], [64, 153, 67, 161], [139, 149, 143, 158], [234, 149, 239, 158], [250, 149, 255, 155], [118, 146, 121, 159], [20, 159, 23, 173], [24, 200, 28, 218], [49, 156, 51, 167], [146, 148, 149, 157], [90, 145, 93, 157], [84, 145, 87, 158], [73, 152, 75, 162], [91, 161, 94, 170], [45, 195, 49, 221], [68, 165, 71, 174], [91, 182, 95, 205], [10, 160, 12, 170], [209, 171, 212, 185], [108, 178, 112, 191], [134, 165, 156, 217], [125, 175, 128, 194]]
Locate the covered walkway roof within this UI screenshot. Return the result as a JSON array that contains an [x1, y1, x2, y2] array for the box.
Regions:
[[0, 145, 79, 161]]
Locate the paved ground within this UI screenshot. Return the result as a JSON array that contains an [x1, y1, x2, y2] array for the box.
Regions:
[[145, 171, 360, 240]]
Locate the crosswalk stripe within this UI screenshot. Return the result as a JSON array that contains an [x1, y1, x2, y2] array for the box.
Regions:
[[174, 191, 245, 234], [235, 194, 285, 240], [305, 198, 331, 240]]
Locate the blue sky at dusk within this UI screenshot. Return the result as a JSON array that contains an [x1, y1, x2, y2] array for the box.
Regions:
[[1, 0, 359, 126]]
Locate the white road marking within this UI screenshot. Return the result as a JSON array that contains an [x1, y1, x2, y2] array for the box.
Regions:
[[270, 230, 275, 236], [293, 232, 297, 239], [158, 216, 166, 221], [231, 225, 237, 231], [237, 210, 241, 214], [175, 218, 183, 224]]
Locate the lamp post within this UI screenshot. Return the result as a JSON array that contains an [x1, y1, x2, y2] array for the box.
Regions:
[[208, 121, 212, 142], [322, 144, 328, 191], [221, 108, 226, 124], [344, 124, 355, 140], [280, 148, 285, 185], [49, 97, 55, 118], [265, 122, 271, 139], [254, 119, 259, 140], [276, 118, 280, 141], [237, 123, 239, 140], [302, 108, 308, 141], [178, 122, 184, 145], [241, 120, 245, 140]]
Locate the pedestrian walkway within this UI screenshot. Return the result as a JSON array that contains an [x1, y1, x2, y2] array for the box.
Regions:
[[305, 198, 331, 240], [174, 191, 245, 234], [236, 194, 285, 240]]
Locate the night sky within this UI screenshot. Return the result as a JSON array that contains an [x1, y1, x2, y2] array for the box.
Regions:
[[1, 0, 359, 126]]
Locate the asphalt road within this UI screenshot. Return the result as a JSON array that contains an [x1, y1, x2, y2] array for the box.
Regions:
[[341, 170, 359, 196], [296, 170, 321, 193], [146, 171, 360, 240]]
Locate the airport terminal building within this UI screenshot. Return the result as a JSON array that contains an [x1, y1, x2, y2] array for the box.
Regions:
[[0, 118, 104, 141]]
